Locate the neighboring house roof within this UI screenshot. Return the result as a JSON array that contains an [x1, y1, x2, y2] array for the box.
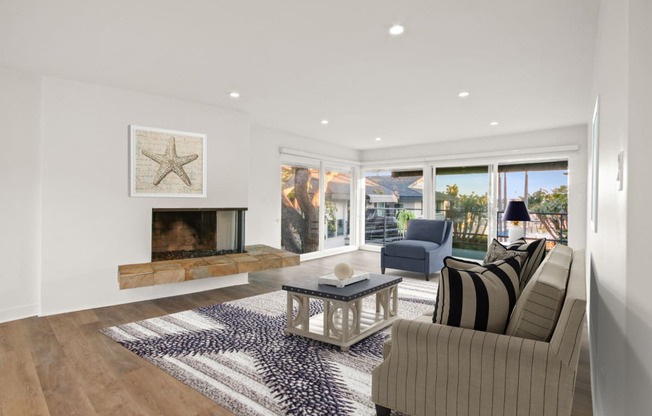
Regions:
[[366, 176, 423, 200], [364, 177, 399, 203], [366, 175, 456, 203]]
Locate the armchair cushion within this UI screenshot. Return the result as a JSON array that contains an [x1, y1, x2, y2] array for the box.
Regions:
[[405, 219, 446, 243], [434, 256, 521, 333], [383, 240, 440, 259], [484, 238, 547, 290]]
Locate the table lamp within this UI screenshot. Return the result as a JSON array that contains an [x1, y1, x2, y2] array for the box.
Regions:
[[503, 200, 531, 243]]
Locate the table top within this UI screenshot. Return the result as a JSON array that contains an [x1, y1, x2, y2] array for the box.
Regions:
[[282, 274, 402, 302]]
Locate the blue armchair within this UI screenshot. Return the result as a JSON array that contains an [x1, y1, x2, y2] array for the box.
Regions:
[[380, 219, 453, 281]]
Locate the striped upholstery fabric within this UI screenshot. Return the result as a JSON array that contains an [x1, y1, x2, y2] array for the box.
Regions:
[[443, 256, 481, 270], [550, 250, 586, 366], [371, 249, 586, 416], [505, 244, 572, 341], [434, 257, 521, 334], [484, 238, 547, 290]]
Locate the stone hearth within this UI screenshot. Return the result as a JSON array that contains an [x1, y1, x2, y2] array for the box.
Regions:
[[118, 244, 299, 289]]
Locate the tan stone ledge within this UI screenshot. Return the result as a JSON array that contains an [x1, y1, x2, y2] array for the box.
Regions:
[[118, 244, 300, 290]]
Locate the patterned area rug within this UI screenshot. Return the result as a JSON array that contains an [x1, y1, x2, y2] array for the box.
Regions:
[[101, 279, 437, 415]]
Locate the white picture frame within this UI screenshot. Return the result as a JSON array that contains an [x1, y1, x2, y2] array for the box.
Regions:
[[590, 97, 599, 232], [130, 125, 207, 198]]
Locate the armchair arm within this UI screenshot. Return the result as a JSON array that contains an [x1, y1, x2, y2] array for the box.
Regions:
[[372, 319, 578, 416], [435, 221, 453, 258]]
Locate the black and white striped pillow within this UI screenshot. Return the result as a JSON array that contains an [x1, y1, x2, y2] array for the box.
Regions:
[[443, 256, 482, 270], [483, 238, 546, 290], [434, 256, 521, 334]]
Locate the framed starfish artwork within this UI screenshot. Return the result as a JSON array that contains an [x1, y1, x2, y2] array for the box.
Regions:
[[130, 125, 207, 197]]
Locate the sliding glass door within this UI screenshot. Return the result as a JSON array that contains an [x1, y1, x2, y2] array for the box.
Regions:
[[323, 167, 351, 250], [281, 161, 355, 255], [280, 156, 570, 257], [363, 169, 423, 246], [497, 161, 568, 247], [434, 166, 490, 260]]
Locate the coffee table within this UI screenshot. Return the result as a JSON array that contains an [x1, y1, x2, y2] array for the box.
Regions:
[[282, 274, 402, 351]]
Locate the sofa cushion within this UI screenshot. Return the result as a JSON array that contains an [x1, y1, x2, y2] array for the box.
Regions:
[[505, 244, 572, 341], [443, 256, 481, 270], [383, 240, 441, 260], [405, 219, 446, 243], [484, 238, 546, 290], [434, 256, 521, 334]]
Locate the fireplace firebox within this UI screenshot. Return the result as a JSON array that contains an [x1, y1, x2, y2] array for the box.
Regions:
[[151, 208, 246, 262]]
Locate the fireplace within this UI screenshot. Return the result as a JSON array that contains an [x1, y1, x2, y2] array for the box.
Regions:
[[151, 208, 246, 262]]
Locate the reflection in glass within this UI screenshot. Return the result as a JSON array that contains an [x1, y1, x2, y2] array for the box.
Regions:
[[281, 165, 320, 254], [324, 169, 351, 249], [364, 170, 423, 246]]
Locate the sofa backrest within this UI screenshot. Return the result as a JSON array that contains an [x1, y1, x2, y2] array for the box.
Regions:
[[405, 219, 450, 244], [505, 244, 573, 341], [549, 250, 586, 367]]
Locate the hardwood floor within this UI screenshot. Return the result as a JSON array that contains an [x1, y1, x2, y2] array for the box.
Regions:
[[0, 250, 593, 415]]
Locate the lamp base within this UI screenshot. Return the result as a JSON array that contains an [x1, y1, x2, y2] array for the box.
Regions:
[[507, 223, 525, 243]]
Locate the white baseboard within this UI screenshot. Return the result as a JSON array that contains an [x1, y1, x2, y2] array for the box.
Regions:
[[3, 275, 250, 319], [39, 273, 250, 317], [300, 246, 359, 262], [0, 304, 39, 324]]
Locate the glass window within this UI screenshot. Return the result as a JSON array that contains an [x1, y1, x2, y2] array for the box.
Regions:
[[364, 169, 423, 246], [435, 166, 490, 260], [281, 164, 320, 254], [324, 168, 351, 249], [497, 161, 568, 247]]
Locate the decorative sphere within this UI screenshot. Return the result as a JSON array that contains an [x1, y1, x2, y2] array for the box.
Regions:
[[334, 263, 354, 280]]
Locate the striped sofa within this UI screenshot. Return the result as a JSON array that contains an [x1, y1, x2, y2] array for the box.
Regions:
[[371, 245, 586, 416]]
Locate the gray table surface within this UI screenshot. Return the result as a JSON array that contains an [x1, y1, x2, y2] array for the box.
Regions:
[[282, 274, 402, 302]]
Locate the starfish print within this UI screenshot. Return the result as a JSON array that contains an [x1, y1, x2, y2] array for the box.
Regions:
[[116, 301, 387, 415], [142, 137, 198, 186]]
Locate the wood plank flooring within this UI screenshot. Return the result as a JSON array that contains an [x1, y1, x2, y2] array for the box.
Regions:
[[0, 250, 593, 415]]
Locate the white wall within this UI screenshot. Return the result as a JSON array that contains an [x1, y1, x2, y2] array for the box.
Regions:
[[360, 125, 588, 250], [590, 0, 652, 414], [247, 125, 359, 248], [624, 0, 652, 413], [0, 68, 42, 322], [39, 77, 250, 315], [588, 0, 630, 414]]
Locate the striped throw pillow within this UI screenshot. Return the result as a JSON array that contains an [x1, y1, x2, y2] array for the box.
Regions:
[[434, 256, 521, 334], [483, 238, 546, 290], [443, 256, 481, 270]]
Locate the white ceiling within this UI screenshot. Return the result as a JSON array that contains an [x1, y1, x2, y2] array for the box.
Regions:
[[0, 0, 599, 150]]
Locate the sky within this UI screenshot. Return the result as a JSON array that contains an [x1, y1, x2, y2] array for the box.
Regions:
[[434, 170, 568, 197], [365, 168, 568, 198]]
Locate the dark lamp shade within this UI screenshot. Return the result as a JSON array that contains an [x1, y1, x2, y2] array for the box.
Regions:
[[503, 200, 531, 222]]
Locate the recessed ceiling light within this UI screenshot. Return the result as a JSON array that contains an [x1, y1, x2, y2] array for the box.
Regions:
[[490, 121, 499, 126], [388, 24, 405, 36], [229, 91, 240, 99], [321, 119, 329, 125], [375, 137, 382, 141], [458, 91, 470, 98]]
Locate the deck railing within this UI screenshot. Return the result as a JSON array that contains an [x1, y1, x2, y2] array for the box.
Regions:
[[364, 207, 568, 253]]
